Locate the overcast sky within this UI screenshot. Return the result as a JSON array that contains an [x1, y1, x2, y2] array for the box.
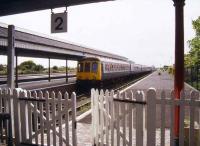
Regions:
[[0, 0, 199, 67]]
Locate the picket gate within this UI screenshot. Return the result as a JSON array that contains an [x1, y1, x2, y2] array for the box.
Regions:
[[0, 88, 77, 146], [91, 88, 200, 146]]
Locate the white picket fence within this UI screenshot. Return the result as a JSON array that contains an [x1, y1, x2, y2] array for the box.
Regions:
[[91, 88, 200, 146], [0, 88, 77, 146]]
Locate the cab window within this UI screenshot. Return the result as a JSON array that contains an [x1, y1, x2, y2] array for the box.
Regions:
[[78, 63, 83, 72], [85, 62, 91, 72], [92, 62, 98, 73]]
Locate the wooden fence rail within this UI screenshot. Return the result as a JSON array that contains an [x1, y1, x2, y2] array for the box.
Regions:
[[91, 88, 200, 146], [0, 88, 77, 146]]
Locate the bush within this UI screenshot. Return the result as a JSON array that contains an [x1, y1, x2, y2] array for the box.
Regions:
[[18, 60, 45, 74], [0, 64, 7, 75]]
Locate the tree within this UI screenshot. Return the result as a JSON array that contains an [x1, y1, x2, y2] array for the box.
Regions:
[[186, 17, 200, 67], [18, 60, 44, 73], [0, 64, 4, 71], [52, 66, 58, 70], [19, 60, 36, 71], [35, 65, 44, 72]]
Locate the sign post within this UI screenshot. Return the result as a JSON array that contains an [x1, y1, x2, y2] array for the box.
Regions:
[[51, 12, 67, 33]]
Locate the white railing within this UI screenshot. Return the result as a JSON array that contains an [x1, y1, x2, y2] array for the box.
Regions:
[[0, 88, 77, 146], [91, 88, 200, 146]]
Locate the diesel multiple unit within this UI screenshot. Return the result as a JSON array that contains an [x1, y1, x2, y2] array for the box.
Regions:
[[77, 57, 154, 85]]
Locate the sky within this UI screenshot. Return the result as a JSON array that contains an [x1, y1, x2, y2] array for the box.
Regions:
[[0, 0, 199, 67]]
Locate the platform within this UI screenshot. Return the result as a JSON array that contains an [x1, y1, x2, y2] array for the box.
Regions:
[[16, 71, 196, 145], [127, 70, 198, 91], [74, 71, 199, 146], [121, 71, 199, 98]]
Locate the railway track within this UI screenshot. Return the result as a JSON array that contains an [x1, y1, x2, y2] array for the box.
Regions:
[[75, 73, 150, 115], [8, 73, 150, 116], [0, 74, 76, 84]]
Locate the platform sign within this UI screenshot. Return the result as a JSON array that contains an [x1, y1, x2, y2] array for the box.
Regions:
[[51, 12, 67, 33]]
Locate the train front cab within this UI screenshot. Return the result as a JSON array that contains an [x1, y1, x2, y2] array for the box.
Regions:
[[76, 58, 102, 89]]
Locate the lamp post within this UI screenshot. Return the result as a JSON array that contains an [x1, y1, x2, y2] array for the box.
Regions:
[[172, 0, 185, 145]]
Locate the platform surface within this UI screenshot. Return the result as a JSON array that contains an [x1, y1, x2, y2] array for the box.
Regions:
[[34, 71, 199, 146], [74, 71, 199, 146], [122, 71, 198, 97]]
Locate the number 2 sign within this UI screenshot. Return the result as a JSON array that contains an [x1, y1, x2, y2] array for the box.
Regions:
[[51, 12, 67, 33]]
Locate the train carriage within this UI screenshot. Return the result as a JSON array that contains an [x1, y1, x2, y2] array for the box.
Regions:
[[77, 57, 130, 81], [76, 57, 154, 87], [101, 59, 130, 80]]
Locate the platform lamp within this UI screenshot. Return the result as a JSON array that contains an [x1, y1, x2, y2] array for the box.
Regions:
[[172, 0, 185, 145]]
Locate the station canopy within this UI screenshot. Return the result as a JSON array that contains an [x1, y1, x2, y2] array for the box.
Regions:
[[0, 0, 113, 16]]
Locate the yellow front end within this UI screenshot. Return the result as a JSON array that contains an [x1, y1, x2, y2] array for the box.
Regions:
[[77, 60, 102, 81]]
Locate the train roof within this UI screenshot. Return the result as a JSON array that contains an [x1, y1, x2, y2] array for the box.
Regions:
[[79, 57, 153, 68], [79, 57, 130, 64]]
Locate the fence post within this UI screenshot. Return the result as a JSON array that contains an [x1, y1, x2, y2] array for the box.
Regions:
[[146, 88, 156, 146], [128, 90, 134, 146], [33, 91, 39, 144], [51, 91, 56, 146], [91, 89, 96, 146], [110, 90, 115, 146], [105, 90, 110, 146], [99, 90, 104, 146], [178, 91, 185, 146], [58, 91, 63, 146], [64, 92, 70, 146], [13, 89, 20, 145], [45, 91, 51, 146], [71, 92, 77, 146], [20, 90, 27, 142], [2, 89, 7, 112], [136, 91, 145, 146], [39, 91, 44, 146], [8, 89, 14, 140], [116, 91, 121, 146], [0, 89, 2, 113], [160, 91, 166, 146], [95, 89, 100, 146], [189, 91, 198, 146], [122, 92, 126, 146], [170, 91, 175, 146], [27, 91, 32, 143]]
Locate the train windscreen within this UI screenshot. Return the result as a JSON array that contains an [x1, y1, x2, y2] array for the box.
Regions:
[[78, 63, 84, 72], [92, 62, 98, 73], [85, 62, 91, 72]]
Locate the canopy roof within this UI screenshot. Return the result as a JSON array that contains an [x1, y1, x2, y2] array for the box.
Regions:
[[0, 0, 113, 16]]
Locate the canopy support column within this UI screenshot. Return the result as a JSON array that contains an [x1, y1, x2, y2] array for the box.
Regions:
[[48, 57, 51, 82], [172, 0, 185, 145], [66, 59, 68, 83], [7, 25, 15, 89], [15, 54, 18, 88]]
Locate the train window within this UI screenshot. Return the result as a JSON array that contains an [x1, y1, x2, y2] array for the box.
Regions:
[[78, 63, 83, 72], [85, 62, 91, 72], [92, 62, 98, 73], [105, 64, 109, 71]]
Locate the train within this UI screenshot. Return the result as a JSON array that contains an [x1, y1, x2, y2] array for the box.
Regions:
[[76, 57, 155, 87]]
